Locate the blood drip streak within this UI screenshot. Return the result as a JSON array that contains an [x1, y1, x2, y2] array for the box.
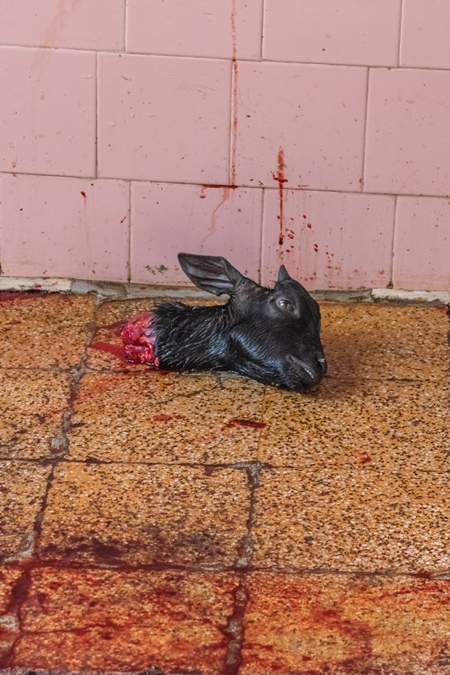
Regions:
[[272, 149, 288, 246], [230, 0, 238, 186]]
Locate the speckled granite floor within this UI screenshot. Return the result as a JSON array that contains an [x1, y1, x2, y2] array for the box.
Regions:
[[0, 291, 449, 674]]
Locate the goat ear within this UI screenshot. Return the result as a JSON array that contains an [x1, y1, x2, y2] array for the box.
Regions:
[[178, 253, 244, 296], [277, 264, 292, 282]]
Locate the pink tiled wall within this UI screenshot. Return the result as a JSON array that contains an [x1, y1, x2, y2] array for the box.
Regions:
[[0, 0, 449, 291]]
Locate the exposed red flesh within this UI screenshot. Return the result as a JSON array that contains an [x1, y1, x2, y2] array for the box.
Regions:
[[120, 311, 159, 367]]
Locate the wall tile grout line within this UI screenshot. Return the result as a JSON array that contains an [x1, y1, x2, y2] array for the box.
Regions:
[[258, 188, 266, 285], [0, 38, 449, 73], [229, 0, 238, 186], [123, 0, 128, 53], [3, 170, 450, 201], [260, 0, 266, 60], [360, 67, 370, 193], [95, 52, 99, 179], [3, 43, 450, 72], [127, 182, 132, 283], [229, 59, 237, 187], [398, 0, 405, 67], [391, 194, 400, 289]]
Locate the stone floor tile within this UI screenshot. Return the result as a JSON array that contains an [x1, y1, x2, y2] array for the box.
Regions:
[[0, 370, 72, 459], [0, 462, 51, 561], [252, 468, 450, 573], [88, 296, 224, 371], [0, 292, 96, 369], [259, 377, 450, 471], [241, 572, 450, 675], [321, 303, 449, 381], [13, 566, 237, 671], [67, 371, 265, 464], [38, 463, 250, 567]]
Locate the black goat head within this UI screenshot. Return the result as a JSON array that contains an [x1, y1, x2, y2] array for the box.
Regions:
[[176, 253, 327, 392]]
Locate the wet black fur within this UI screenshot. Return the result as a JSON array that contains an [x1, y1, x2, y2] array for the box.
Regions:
[[152, 254, 327, 392]]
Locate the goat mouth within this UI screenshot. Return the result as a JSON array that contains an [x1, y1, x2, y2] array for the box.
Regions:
[[286, 355, 325, 387]]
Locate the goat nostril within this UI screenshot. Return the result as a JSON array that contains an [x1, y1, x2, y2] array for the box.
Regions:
[[317, 355, 327, 373]]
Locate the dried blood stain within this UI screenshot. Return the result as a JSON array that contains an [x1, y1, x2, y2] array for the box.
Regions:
[[227, 418, 267, 429], [355, 450, 372, 464]]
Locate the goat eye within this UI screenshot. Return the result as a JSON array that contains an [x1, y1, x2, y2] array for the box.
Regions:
[[277, 298, 294, 311]]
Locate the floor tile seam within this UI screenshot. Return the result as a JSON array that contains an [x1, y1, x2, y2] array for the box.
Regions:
[[54, 303, 101, 460], [222, 463, 266, 672], [223, 573, 248, 675], [2, 456, 450, 476], [236, 463, 264, 570], [79, 368, 450, 384], [2, 559, 448, 580], [256, 385, 269, 465], [5, 458, 449, 475], [82, 367, 229, 390], [0, 564, 32, 668], [0, 456, 63, 463], [0, 323, 98, 334], [78, 372, 252, 398], [1, 458, 270, 470], [324, 375, 449, 383], [30, 464, 57, 548], [0, 559, 243, 574], [96, 295, 126, 310], [243, 566, 450, 578], [5, 366, 444, 384], [0, 670, 133, 675], [0, 366, 75, 373], [248, 464, 450, 473], [8, 624, 151, 638]]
